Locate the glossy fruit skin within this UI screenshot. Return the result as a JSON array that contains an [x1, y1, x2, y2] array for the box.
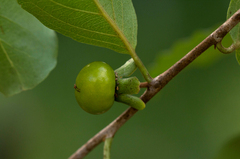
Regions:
[[75, 61, 116, 115]]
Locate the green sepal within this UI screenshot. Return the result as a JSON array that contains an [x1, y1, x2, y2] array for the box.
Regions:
[[115, 58, 137, 78], [115, 94, 145, 110], [116, 77, 140, 95]]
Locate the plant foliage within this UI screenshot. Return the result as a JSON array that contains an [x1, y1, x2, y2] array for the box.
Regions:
[[227, 0, 240, 64], [0, 0, 58, 96], [18, 0, 138, 54]]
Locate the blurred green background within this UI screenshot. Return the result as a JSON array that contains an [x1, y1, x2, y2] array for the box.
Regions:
[[1, 0, 240, 159]]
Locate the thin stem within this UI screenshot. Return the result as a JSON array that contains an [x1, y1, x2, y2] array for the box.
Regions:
[[68, 108, 138, 159], [69, 8, 240, 159], [216, 41, 240, 54], [104, 138, 113, 159], [140, 82, 149, 88]]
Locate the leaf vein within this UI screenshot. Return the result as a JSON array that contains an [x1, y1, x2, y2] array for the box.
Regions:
[[94, 0, 134, 54], [50, 0, 101, 15], [0, 39, 33, 58], [21, 1, 119, 38], [121, 0, 124, 31], [111, 0, 116, 21], [0, 15, 46, 47], [0, 41, 24, 89]]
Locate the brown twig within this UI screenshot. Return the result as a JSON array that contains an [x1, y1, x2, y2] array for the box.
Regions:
[[69, 9, 240, 159], [139, 82, 149, 88]]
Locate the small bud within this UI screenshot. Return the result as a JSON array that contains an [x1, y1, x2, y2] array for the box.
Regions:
[[117, 77, 140, 94], [115, 58, 137, 78]]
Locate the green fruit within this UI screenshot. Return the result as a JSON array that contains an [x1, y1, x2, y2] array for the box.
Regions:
[[74, 61, 116, 115]]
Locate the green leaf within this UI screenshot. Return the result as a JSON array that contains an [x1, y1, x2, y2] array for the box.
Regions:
[[227, 0, 240, 64], [150, 26, 233, 77], [17, 0, 137, 54], [236, 50, 240, 64], [227, 0, 240, 43], [0, 0, 58, 97]]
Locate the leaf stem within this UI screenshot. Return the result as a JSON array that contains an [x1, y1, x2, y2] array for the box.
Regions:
[[130, 51, 153, 83], [104, 138, 113, 159], [94, 0, 152, 83]]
